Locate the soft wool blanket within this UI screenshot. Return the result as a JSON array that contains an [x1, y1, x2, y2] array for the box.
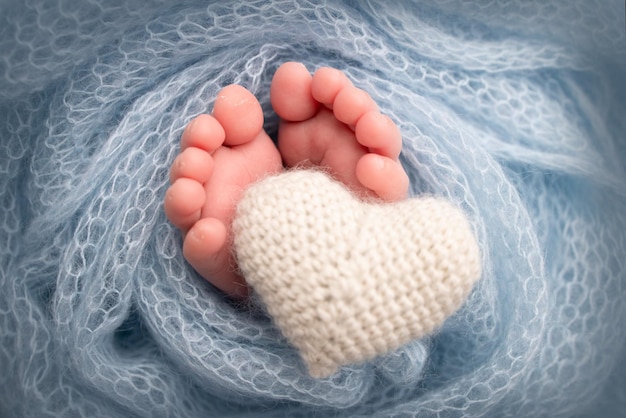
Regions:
[[1, 1, 625, 417]]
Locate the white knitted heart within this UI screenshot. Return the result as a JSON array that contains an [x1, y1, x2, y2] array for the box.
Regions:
[[232, 170, 481, 378]]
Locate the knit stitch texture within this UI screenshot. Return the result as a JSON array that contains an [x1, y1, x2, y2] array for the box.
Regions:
[[1, 0, 625, 417], [233, 170, 481, 377]]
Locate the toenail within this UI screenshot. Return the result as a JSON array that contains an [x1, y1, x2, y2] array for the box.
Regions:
[[372, 155, 385, 170], [219, 94, 249, 108], [190, 228, 203, 241]]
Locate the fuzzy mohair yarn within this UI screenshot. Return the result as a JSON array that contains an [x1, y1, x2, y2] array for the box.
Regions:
[[1, 0, 625, 417]]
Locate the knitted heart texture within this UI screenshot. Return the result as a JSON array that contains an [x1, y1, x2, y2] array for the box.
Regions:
[[233, 170, 482, 378]]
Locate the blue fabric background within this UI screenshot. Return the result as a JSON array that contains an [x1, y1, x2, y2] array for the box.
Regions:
[[1, 1, 625, 416]]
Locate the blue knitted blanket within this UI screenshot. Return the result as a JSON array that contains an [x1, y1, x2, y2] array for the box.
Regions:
[[1, 1, 625, 416]]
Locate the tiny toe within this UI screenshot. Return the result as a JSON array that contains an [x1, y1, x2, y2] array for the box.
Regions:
[[181, 114, 226, 152], [311, 67, 353, 108], [356, 154, 409, 202], [213, 85, 264, 146], [169, 147, 214, 184], [354, 111, 402, 159], [164, 178, 206, 231], [333, 86, 378, 127], [184, 218, 249, 298], [183, 217, 228, 261], [271, 62, 319, 121]]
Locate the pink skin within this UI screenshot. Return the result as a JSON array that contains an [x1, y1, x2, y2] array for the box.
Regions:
[[164, 62, 409, 299]]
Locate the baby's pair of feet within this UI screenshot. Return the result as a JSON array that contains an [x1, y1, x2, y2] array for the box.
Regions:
[[164, 62, 409, 298]]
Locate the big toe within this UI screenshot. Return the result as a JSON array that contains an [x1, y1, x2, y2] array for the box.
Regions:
[[271, 62, 319, 122], [213, 85, 264, 146]]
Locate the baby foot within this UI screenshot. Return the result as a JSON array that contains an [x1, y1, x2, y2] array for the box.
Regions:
[[166, 64, 408, 298], [164, 85, 282, 298], [271, 62, 409, 201]]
